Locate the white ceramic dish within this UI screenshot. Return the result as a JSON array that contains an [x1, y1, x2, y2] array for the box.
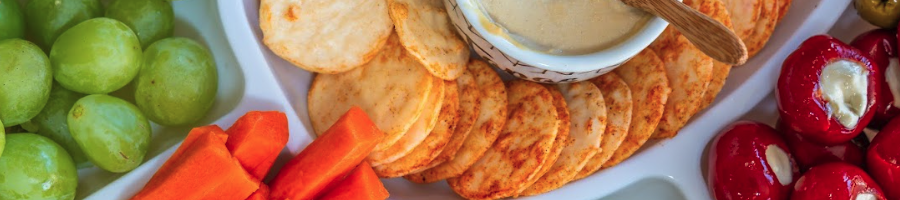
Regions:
[[87, 0, 852, 199], [444, 0, 670, 83]]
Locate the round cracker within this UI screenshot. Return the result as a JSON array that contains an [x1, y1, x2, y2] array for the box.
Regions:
[[720, 0, 760, 48], [410, 68, 482, 173], [574, 73, 632, 180], [776, 0, 791, 23], [389, 0, 470, 80], [404, 60, 508, 184], [368, 78, 445, 166], [516, 85, 573, 196], [656, 0, 732, 112], [648, 25, 679, 55], [308, 33, 434, 151], [699, 62, 731, 110], [605, 49, 671, 168], [693, 0, 734, 111], [374, 80, 460, 178], [448, 80, 559, 200], [652, 33, 714, 139], [743, 0, 778, 58], [521, 82, 608, 196], [260, 0, 393, 74]]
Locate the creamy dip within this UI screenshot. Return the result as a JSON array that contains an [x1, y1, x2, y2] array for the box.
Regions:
[[478, 0, 651, 55]]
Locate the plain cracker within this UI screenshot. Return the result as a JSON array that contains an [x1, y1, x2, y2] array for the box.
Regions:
[[260, 0, 393, 74], [389, 0, 470, 80], [307, 33, 434, 151]]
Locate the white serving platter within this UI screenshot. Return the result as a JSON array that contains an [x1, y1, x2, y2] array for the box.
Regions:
[[87, 0, 854, 199]]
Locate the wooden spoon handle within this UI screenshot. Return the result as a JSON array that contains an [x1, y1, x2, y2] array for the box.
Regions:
[[623, 0, 748, 65]]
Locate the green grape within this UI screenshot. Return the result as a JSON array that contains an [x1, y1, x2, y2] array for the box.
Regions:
[[136, 38, 218, 126], [24, 0, 102, 51], [51, 18, 142, 95], [106, 0, 174, 49], [29, 83, 91, 168], [0, 133, 78, 200], [19, 121, 38, 132], [0, 39, 52, 127], [68, 94, 150, 173], [0, 0, 24, 40]]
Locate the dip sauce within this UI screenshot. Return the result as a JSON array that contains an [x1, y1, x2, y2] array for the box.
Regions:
[[478, 0, 651, 55]]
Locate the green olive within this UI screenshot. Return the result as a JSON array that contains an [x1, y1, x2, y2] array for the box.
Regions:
[[856, 0, 900, 29]]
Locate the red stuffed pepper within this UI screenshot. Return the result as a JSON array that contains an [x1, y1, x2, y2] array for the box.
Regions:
[[776, 120, 866, 171], [868, 116, 900, 200], [777, 35, 881, 145], [851, 29, 899, 128], [792, 162, 886, 200], [708, 121, 798, 200]]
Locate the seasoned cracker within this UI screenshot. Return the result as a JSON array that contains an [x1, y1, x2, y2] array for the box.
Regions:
[[522, 81, 607, 196], [369, 78, 445, 166], [720, 0, 760, 51], [652, 33, 714, 139], [374, 80, 460, 178], [404, 60, 507, 184], [575, 73, 632, 180], [743, 0, 778, 58], [448, 80, 559, 200], [605, 49, 670, 168], [692, 0, 735, 110], [413, 69, 482, 172]]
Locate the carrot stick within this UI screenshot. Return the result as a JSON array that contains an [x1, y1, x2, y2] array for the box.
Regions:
[[269, 107, 385, 200], [203, 171, 261, 200], [319, 162, 389, 200], [132, 127, 258, 200], [133, 125, 227, 197], [163, 125, 227, 171], [226, 111, 289, 179], [246, 183, 270, 200]]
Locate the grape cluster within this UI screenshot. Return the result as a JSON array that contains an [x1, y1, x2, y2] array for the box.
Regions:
[[0, 0, 218, 199]]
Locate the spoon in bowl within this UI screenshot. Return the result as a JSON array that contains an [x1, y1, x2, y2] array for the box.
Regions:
[[621, 0, 749, 65]]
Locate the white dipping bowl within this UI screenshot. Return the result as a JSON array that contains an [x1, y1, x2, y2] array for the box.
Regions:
[[445, 0, 670, 83]]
